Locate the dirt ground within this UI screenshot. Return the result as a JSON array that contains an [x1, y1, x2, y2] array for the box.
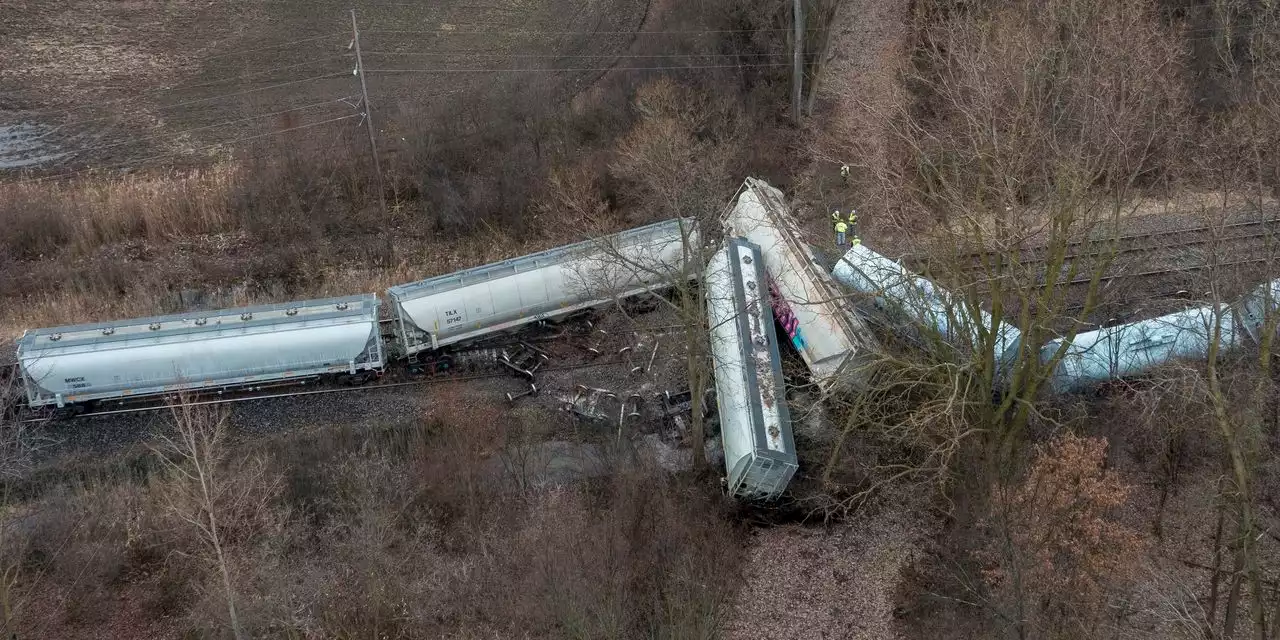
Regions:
[[0, 0, 650, 169], [791, 0, 912, 252], [722, 484, 934, 640]]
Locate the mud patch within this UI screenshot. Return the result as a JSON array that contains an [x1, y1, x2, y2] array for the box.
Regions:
[[0, 123, 66, 169]]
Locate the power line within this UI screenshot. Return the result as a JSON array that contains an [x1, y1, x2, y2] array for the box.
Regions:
[[42, 73, 352, 131], [36, 56, 355, 118], [15, 113, 363, 185], [360, 51, 819, 58], [365, 63, 792, 73], [51, 96, 361, 161], [200, 31, 349, 59]]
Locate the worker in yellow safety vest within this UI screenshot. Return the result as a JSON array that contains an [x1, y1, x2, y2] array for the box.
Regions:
[[834, 209, 859, 225], [834, 209, 861, 247]]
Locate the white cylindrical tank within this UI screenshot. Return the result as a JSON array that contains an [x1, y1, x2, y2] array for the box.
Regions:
[[831, 243, 1023, 379], [706, 237, 797, 501], [724, 178, 877, 393], [388, 217, 699, 356], [17, 295, 384, 408], [1041, 303, 1241, 394]]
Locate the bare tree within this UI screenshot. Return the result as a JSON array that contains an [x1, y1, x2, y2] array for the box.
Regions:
[[0, 367, 46, 481], [151, 397, 246, 640], [568, 216, 715, 471], [561, 78, 747, 471], [803, 0, 848, 116], [791, 0, 806, 124], [814, 0, 1189, 510], [1186, 5, 1280, 637]]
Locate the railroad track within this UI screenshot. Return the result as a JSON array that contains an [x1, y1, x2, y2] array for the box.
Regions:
[[18, 357, 635, 424], [954, 255, 1276, 303], [911, 217, 1280, 272]]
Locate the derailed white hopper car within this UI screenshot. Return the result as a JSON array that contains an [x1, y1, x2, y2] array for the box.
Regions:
[[831, 243, 1024, 381], [1040, 304, 1242, 394], [706, 237, 797, 500], [1039, 277, 1280, 394], [17, 295, 384, 409], [387, 217, 698, 357], [723, 178, 877, 393]]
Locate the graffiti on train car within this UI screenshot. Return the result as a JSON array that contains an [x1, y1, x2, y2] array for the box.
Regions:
[[767, 277, 806, 352]]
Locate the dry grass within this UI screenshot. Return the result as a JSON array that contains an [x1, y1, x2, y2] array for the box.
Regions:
[[723, 483, 932, 640], [0, 166, 239, 260], [1, 404, 743, 639]]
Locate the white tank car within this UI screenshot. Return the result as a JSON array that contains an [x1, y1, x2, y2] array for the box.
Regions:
[[387, 217, 698, 357], [831, 243, 1023, 381], [706, 237, 797, 501], [1040, 278, 1280, 394], [17, 295, 384, 409], [724, 178, 876, 392], [1040, 304, 1241, 394]]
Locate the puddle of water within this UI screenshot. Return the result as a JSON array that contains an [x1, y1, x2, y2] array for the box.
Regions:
[[0, 123, 68, 170]]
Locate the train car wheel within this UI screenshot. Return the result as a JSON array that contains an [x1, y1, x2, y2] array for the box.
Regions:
[[53, 404, 86, 420]]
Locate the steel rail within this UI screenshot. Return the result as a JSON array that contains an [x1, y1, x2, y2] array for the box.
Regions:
[[911, 217, 1280, 270], [968, 229, 1277, 273], [1041, 255, 1277, 288]]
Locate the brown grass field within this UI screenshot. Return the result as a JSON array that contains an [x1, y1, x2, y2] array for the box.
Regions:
[[1, 0, 651, 166]]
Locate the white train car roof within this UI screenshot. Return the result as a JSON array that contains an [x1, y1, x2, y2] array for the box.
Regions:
[[18, 295, 379, 352], [706, 237, 797, 501], [387, 218, 697, 302], [723, 177, 877, 393]]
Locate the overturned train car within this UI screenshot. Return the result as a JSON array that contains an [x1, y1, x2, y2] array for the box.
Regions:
[[1042, 279, 1280, 393], [724, 178, 877, 393], [830, 240, 1280, 395], [706, 237, 798, 500], [831, 243, 1024, 381]]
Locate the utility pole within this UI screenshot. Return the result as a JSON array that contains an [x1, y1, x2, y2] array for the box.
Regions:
[[350, 9, 387, 217], [791, 0, 805, 125]]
